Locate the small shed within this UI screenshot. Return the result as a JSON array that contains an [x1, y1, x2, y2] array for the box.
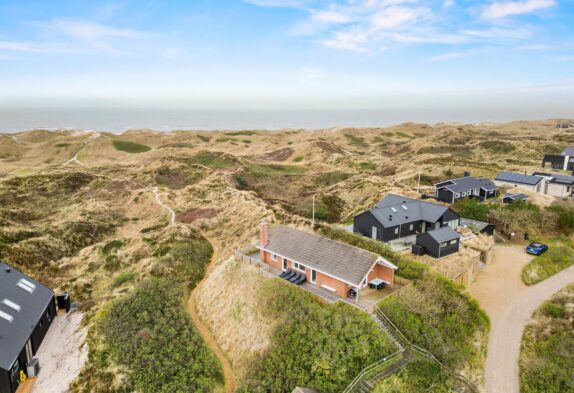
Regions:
[[414, 227, 460, 259], [460, 218, 496, 235], [502, 193, 528, 204]]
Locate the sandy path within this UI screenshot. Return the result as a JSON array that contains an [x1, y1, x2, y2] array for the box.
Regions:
[[152, 186, 177, 226], [187, 241, 235, 393], [32, 311, 88, 393], [470, 244, 574, 393]]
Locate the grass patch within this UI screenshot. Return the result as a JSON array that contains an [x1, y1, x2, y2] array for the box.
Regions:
[[112, 140, 152, 153], [292, 156, 303, 162], [314, 171, 351, 186], [247, 163, 306, 174], [197, 135, 211, 143], [520, 284, 574, 393], [224, 131, 257, 136], [241, 279, 395, 392], [344, 133, 368, 147], [158, 142, 194, 149], [478, 140, 515, 153], [522, 238, 574, 285], [110, 271, 135, 288], [189, 151, 236, 169], [101, 239, 123, 256], [396, 131, 415, 139], [358, 161, 377, 171]]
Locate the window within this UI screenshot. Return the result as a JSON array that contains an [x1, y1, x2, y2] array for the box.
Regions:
[[17, 279, 36, 293], [311, 270, 316, 283], [450, 240, 457, 245], [271, 254, 277, 261], [2, 299, 20, 312], [440, 243, 447, 248], [455, 193, 461, 198], [294, 262, 305, 271], [0, 310, 13, 323], [409, 224, 414, 231], [394, 228, 399, 234]]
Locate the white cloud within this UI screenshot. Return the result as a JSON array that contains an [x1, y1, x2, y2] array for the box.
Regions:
[[481, 0, 556, 20], [430, 49, 479, 61], [244, 0, 309, 7]]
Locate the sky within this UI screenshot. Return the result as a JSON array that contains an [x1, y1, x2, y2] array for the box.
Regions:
[[0, 0, 573, 113]]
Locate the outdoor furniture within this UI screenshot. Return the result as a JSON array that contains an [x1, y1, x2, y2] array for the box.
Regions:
[[293, 274, 307, 285], [284, 270, 297, 281], [279, 268, 293, 279], [289, 272, 302, 283], [369, 278, 386, 290]]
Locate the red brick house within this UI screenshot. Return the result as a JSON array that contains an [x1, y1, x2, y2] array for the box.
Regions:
[[256, 222, 397, 301]]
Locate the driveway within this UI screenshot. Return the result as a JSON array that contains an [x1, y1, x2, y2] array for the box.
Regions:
[[470, 244, 574, 393]]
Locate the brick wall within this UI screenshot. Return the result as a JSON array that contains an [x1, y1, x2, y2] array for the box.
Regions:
[[367, 264, 395, 286]]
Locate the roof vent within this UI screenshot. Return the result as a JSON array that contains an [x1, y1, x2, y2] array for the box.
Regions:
[[389, 215, 392, 221], [17, 279, 36, 293], [5, 267, 10, 273]]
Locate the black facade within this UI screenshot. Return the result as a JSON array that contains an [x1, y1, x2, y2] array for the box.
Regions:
[[354, 207, 460, 243], [415, 232, 460, 258]]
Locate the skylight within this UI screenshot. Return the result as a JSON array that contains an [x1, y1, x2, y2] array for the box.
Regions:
[[401, 205, 408, 210], [391, 207, 397, 212], [17, 278, 36, 293], [0, 310, 14, 323], [2, 299, 21, 312]]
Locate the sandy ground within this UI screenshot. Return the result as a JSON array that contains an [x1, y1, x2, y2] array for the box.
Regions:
[[469, 244, 532, 319], [470, 244, 574, 393], [32, 310, 87, 393]]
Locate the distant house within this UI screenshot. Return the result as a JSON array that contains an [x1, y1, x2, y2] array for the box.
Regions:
[[494, 171, 544, 193], [412, 227, 460, 259], [353, 194, 460, 243], [0, 263, 56, 393], [532, 172, 574, 198], [542, 147, 574, 172], [434, 174, 496, 203], [502, 193, 529, 203], [256, 222, 397, 300]]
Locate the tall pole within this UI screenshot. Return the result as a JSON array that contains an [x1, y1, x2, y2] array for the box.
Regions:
[[312, 195, 315, 227], [417, 173, 421, 194]]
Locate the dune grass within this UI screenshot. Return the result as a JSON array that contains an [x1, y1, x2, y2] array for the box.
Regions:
[[112, 140, 152, 153], [522, 238, 574, 285]]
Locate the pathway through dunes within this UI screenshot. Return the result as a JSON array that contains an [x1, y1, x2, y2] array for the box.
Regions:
[[187, 241, 235, 393], [471, 245, 574, 393]]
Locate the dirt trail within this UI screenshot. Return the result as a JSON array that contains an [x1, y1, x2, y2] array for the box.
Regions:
[[187, 240, 235, 393], [152, 186, 177, 226], [470, 244, 574, 393]]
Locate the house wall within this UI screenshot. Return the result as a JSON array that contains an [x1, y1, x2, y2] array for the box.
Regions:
[[0, 368, 11, 393], [314, 271, 351, 298], [436, 188, 453, 203], [546, 183, 571, 197], [260, 250, 283, 271], [367, 264, 394, 286], [353, 211, 381, 240], [31, 297, 56, 354], [416, 234, 460, 259], [494, 180, 540, 193]]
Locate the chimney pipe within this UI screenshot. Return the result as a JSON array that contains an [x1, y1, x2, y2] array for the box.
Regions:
[[259, 221, 269, 247]]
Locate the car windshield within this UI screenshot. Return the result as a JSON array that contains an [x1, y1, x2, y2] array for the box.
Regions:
[[530, 243, 543, 247]]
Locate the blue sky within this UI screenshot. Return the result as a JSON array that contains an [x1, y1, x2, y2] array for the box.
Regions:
[[0, 0, 573, 111]]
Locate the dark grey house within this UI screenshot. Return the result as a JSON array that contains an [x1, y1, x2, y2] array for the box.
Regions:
[[0, 263, 56, 393], [502, 193, 528, 203], [353, 194, 460, 243], [413, 227, 460, 259], [435, 175, 496, 203], [542, 147, 574, 173]]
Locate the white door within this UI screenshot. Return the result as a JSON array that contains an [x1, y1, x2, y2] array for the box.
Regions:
[[25, 339, 33, 363], [371, 226, 377, 240]]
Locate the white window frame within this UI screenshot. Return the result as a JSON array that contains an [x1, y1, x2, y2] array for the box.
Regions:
[[455, 193, 461, 198], [293, 262, 306, 271], [440, 242, 447, 248], [450, 239, 457, 245], [394, 227, 399, 234], [409, 224, 414, 231], [271, 253, 277, 261], [310, 269, 317, 283]]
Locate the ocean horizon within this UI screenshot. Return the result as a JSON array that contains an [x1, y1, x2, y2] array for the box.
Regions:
[[0, 107, 572, 133]]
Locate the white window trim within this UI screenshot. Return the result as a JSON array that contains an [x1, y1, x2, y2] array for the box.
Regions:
[[271, 253, 277, 261]]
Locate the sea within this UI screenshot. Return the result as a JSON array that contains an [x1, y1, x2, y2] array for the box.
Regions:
[[0, 107, 571, 133]]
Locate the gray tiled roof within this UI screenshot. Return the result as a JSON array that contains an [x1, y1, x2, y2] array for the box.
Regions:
[[257, 226, 391, 286], [436, 176, 496, 193], [495, 171, 543, 186], [369, 194, 450, 227], [426, 227, 460, 243], [561, 147, 574, 156], [0, 263, 54, 370]]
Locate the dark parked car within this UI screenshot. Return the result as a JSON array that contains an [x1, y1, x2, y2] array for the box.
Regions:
[[526, 242, 548, 256]]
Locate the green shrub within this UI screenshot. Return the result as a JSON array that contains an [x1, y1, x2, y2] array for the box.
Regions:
[[306, 194, 345, 223], [111, 271, 135, 288], [452, 198, 493, 221], [358, 161, 377, 171], [241, 280, 395, 392], [542, 303, 566, 318], [112, 140, 152, 153], [100, 279, 222, 392], [233, 174, 249, 190], [247, 163, 306, 174], [548, 205, 574, 234], [157, 142, 194, 149], [374, 360, 455, 393], [315, 171, 351, 186], [189, 151, 236, 169], [197, 135, 211, 142], [101, 240, 123, 256], [292, 156, 304, 162], [379, 272, 489, 370], [224, 131, 257, 136], [103, 254, 121, 272]]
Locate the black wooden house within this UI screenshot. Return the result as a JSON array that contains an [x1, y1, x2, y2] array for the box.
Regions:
[[435, 174, 496, 203], [0, 263, 56, 393], [354, 194, 460, 243], [413, 227, 461, 259]]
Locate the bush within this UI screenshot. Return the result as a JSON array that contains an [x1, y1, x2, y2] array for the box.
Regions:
[[314, 171, 351, 186], [307, 195, 345, 223], [374, 360, 455, 393], [190, 151, 236, 169], [101, 240, 123, 256], [548, 205, 574, 234], [110, 271, 135, 288], [452, 198, 493, 221], [358, 161, 377, 171], [379, 271, 489, 371], [112, 140, 152, 153], [99, 279, 222, 392], [240, 280, 395, 392], [478, 140, 515, 153]]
